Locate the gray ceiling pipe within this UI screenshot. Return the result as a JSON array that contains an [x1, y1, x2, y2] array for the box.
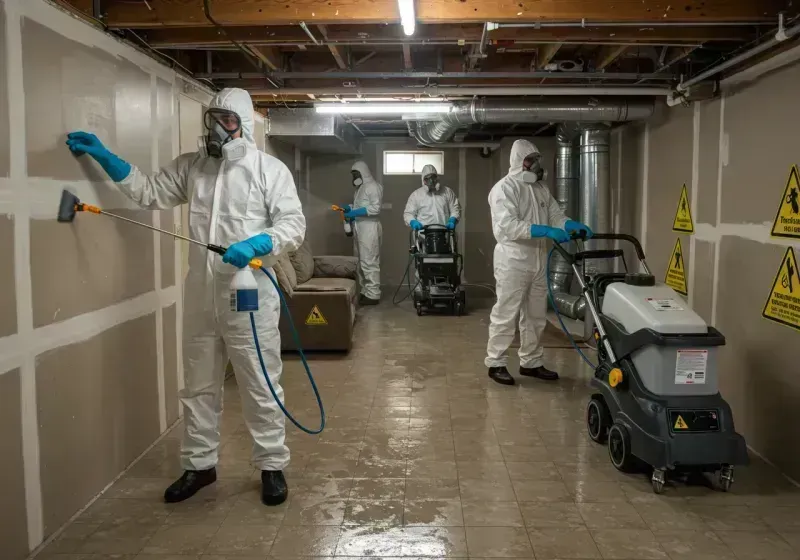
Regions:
[[413, 97, 654, 144]]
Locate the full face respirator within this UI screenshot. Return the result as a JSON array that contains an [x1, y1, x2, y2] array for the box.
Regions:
[[423, 173, 440, 193], [351, 169, 364, 188], [522, 152, 547, 183], [199, 108, 244, 159]]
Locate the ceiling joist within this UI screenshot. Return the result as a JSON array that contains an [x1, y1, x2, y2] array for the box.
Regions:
[[595, 45, 630, 70], [99, 0, 782, 28], [248, 46, 282, 71], [317, 24, 348, 69], [537, 43, 563, 68]]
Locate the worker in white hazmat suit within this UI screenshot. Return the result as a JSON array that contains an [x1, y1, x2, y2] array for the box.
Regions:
[[339, 161, 383, 304], [404, 164, 461, 231], [65, 88, 305, 506], [485, 139, 592, 386]]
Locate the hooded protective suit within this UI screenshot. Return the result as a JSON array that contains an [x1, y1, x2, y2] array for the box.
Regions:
[[403, 164, 461, 228], [351, 161, 383, 300], [105, 88, 305, 471], [485, 139, 568, 370]]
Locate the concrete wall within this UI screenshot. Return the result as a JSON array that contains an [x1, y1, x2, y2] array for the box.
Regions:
[[0, 0, 212, 556], [614, 58, 800, 480]]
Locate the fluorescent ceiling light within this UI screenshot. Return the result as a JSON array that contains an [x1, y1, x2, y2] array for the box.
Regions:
[[398, 0, 416, 36], [315, 97, 449, 103], [315, 103, 451, 115]]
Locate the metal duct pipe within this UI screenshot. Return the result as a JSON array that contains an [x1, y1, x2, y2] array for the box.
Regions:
[[549, 123, 581, 297], [414, 97, 654, 144], [551, 292, 587, 321]]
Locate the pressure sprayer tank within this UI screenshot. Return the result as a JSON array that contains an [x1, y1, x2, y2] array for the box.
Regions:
[[601, 282, 719, 397], [230, 268, 259, 312], [424, 228, 450, 255]]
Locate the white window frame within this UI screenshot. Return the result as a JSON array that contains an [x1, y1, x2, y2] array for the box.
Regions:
[[383, 150, 445, 175]]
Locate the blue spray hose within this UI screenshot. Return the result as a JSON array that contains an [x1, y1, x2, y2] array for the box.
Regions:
[[546, 247, 597, 370], [249, 267, 325, 435]]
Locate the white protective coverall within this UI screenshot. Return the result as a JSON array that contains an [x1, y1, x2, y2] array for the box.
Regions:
[[485, 139, 568, 369], [351, 161, 384, 300], [403, 164, 461, 228], [116, 88, 306, 471]]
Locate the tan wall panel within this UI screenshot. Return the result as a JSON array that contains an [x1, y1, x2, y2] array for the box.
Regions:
[[30, 211, 155, 328], [23, 18, 152, 180], [697, 99, 720, 225], [160, 210, 175, 288], [0, 215, 17, 337], [646, 105, 694, 283], [0, 2, 10, 177], [616, 124, 645, 269], [464, 147, 499, 286], [178, 94, 203, 155], [691, 239, 715, 324], [307, 152, 360, 258], [157, 78, 173, 169], [716, 236, 800, 480], [0, 369, 29, 560], [255, 118, 266, 152], [163, 304, 179, 425], [36, 313, 160, 535], [722, 62, 800, 224]]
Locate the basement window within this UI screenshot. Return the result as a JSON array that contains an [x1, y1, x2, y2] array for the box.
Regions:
[[383, 150, 444, 175]]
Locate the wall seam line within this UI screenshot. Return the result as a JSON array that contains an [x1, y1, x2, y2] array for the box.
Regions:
[[151, 74, 166, 433], [711, 95, 726, 325], [688, 102, 700, 308]]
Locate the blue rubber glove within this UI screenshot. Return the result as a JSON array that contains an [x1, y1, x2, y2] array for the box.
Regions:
[[531, 224, 570, 243], [565, 219, 594, 239], [410, 219, 423, 231], [222, 233, 273, 268], [341, 204, 352, 213], [66, 131, 132, 182], [344, 207, 368, 220], [447, 217, 458, 230]]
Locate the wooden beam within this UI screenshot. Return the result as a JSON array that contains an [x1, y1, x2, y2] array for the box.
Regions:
[[595, 45, 629, 70], [248, 46, 282, 71], [537, 43, 562, 68], [317, 24, 348, 69], [102, 0, 781, 28], [403, 44, 413, 70]]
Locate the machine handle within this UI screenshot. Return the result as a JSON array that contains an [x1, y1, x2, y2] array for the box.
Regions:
[[590, 233, 647, 261], [575, 249, 625, 261]]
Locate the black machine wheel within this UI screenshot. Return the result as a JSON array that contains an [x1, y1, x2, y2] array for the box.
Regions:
[[454, 300, 464, 316], [608, 423, 637, 473], [717, 465, 734, 492], [586, 397, 611, 444], [651, 468, 667, 494], [416, 302, 424, 316]]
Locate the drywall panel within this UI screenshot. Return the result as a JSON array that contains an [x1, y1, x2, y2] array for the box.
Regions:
[[36, 313, 160, 535], [30, 210, 155, 328], [307, 152, 360, 257], [22, 18, 151, 180], [697, 98, 721, 225], [464, 147, 497, 286], [255, 117, 266, 151], [160, 210, 175, 288], [722, 62, 800, 224], [157, 78, 174, 168], [691, 239, 715, 324], [178, 94, 202, 155], [0, 215, 17, 337], [0, 2, 10, 177], [0, 368, 28, 560], [617, 124, 644, 268], [646, 105, 693, 282], [163, 303, 179, 426], [716, 236, 800, 480]]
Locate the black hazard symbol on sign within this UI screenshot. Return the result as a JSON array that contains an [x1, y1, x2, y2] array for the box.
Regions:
[[305, 305, 328, 326], [771, 165, 800, 239]]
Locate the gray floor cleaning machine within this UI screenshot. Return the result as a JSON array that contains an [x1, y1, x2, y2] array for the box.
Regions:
[[552, 232, 748, 493], [411, 224, 465, 316]]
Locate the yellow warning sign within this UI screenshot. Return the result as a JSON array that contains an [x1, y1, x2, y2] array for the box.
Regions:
[[762, 247, 800, 332], [770, 165, 800, 239], [674, 415, 689, 430], [305, 305, 328, 326], [665, 238, 688, 296], [672, 184, 694, 233]]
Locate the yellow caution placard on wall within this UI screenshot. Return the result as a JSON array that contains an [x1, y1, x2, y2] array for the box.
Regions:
[[665, 238, 688, 296], [672, 184, 694, 233], [770, 165, 800, 239], [762, 247, 800, 332], [305, 305, 328, 326]]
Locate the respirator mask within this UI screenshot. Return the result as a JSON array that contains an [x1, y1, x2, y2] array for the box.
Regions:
[[351, 170, 363, 188], [199, 108, 243, 159], [522, 152, 547, 183], [423, 173, 440, 193]]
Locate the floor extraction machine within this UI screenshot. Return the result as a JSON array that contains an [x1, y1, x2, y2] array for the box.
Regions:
[[410, 224, 465, 316], [550, 232, 748, 493]]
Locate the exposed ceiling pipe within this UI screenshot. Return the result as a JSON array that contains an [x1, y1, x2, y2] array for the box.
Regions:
[[298, 22, 321, 45], [201, 70, 671, 80], [168, 40, 706, 49], [677, 15, 800, 92], [411, 97, 654, 144], [250, 86, 672, 97], [407, 121, 499, 150], [495, 20, 773, 28]]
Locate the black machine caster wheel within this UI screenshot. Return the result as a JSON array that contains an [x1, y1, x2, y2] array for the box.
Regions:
[[717, 465, 734, 492], [416, 303, 424, 316], [608, 423, 637, 473], [651, 468, 667, 494], [586, 397, 611, 444], [454, 299, 464, 316]]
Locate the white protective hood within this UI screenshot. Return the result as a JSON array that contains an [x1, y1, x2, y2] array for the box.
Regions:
[[209, 87, 256, 147], [420, 163, 438, 189], [351, 160, 374, 182], [509, 139, 540, 178]]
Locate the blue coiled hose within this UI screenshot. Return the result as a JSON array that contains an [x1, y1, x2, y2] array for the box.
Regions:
[[249, 267, 325, 435]]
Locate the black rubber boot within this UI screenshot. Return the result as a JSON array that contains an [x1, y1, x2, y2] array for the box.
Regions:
[[261, 470, 289, 506], [488, 366, 515, 386], [519, 365, 560, 381], [163, 468, 217, 503], [359, 295, 380, 306]]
